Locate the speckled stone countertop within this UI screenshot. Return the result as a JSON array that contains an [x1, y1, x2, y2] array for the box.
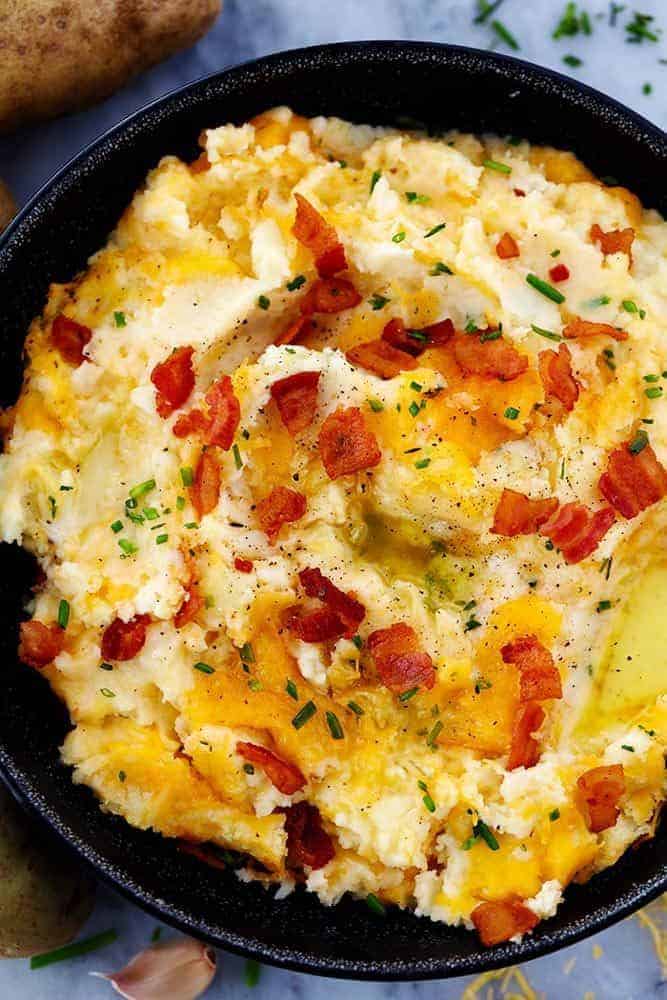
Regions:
[[0, 1, 665, 997]]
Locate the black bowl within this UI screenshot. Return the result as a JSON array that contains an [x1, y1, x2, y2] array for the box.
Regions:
[[0, 42, 665, 981]]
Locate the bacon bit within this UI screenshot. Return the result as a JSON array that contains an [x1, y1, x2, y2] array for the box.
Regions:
[[300, 276, 361, 314], [381, 317, 454, 357], [284, 801, 335, 870], [257, 486, 306, 543], [513, 188, 526, 197], [540, 501, 615, 564], [563, 317, 628, 342], [292, 193, 347, 277], [368, 622, 435, 694], [236, 741, 306, 795], [501, 635, 562, 702], [599, 440, 667, 519], [190, 450, 221, 519], [18, 620, 64, 669], [270, 371, 321, 434], [275, 315, 314, 347], [101, 614, 150, 661], [318, 406, 381, 479], [150, 346, 195, 418], [577, 764, 625, 833], [590, 223, 634, 261], [298, 567, 365, 638], [453, 332, 528, 381], [421, 318, 456, 346], [471, 898, 539, 947], [496, 232, 520, 259], [507, 702, 545, 770], [548, 263, 570, 283], [491, 489, 558, 537], [174, 580, 205, 629], [346, 338, 417, 379], [538, 342, 580, 412], [172, 409, 209, 438], [51, 314, 92, 366], [234, 557, 254, 573], [203, 375, 241, 450], [286, 606, 347, 643]]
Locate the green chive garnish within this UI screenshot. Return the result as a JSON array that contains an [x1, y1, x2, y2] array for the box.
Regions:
[[243, 763, 255, 774], [257, 295, 270, 310], [367, 398, 384, 412], [464, 617, 482, 632], [57, 599, 69, 629], [100, 688, 115, 698], [114, 311, 126, 327], [326, 711, 344, 739], [245, 958, 261, 987], [155, 533, 168, 544], [398, 686, 419, 702], [621, 744, 635, 752], [232, 443, 243, 469], [100, 662, 113, 671], [424, 222, 446, 238], [111, 520, 123, 533], [352, 635, 363, 649], [143, 507, 159, 520], [526, 273, 565, 303], [427, 720, 443, 748], [369, 294, 390, 310], [483, 158, 512, 174], [286, 679, 299, 700], [430, 261, 453, 275], [422, 791, 436, 813], [596, 600, 612, 612], [622, 299, 639, 313], [408, 401, 420, 418], [287, 275, 306, 292], [118, 539, 138, 556], [347, 700, 364, 716], [176, 496, 186, 510], [248, 678, 262, 692], [646, 386, 663, 399], [392, 231, 406, 243], [30, 929, 118, 970], [180, 467, 193, 487], [194, 661, 215, 674], [628, 430, 649, 454], [129, 478, 156, 501], [370, 169, 381, 194], [549, 808, 561, 821], [585, 295, 611, 308], [531, 323, 562, 342], [415, 457, 431, 469], [365, 893, 386, 916], [405, 191, 430, 204], [292, 700, 317, 729], [492, 19, 519, 49], [474, 819, 499, 850], [504, 406, 520, 420], [240, 642, 254, 662]]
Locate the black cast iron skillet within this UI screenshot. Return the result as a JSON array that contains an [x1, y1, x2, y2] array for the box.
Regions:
[[0, 42, 665, 981]]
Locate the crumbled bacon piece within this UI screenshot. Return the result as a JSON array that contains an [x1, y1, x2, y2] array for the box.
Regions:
[[191, 450, 221, 519], [491, 489, 558, 537], [257, 486, 306, 543], [292, 193, 347, 277], [51, 314, 92, 366], [236, 741, 306, 795], [345, 338, 417, 379], [538, 343, 580, 412], [300, 277, 362, 314], [471, 898, 539, 947], [453, 332, 528, 381], [507, 702, 545, 770], [381, 317, 454, 357], [283, 801, 335, 870], [275, 315, 314, 347], [548, 263, 570, 283], [101, 614, 150, 661], [501, 635, 562, 702], [598, 439, 667, 519], [150, 346, 195, 418], [234, 557, 254, 573], [368, 622, 435, 694], [577, 764, 625, 833], [421, 318, 456, 346], [270, 371, 321, 434], [18, 620, 64, 669], [298, 567, 365, 638], [286, 606, 347, 643], [513, 188, 526, 197], [590, 223, 634, 261], [318, 406, 381, 479], [563, 318, 628, 342], [496, 232, 520, 259], [540, 502, 616, 564], [204, 375, 241, 450], [174, 580, 205, 629]]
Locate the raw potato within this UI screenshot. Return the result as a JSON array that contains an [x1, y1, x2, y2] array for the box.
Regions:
[[0, 178, 15, 232], [0, 782, 95, 958], [0, 1, 222, 133]]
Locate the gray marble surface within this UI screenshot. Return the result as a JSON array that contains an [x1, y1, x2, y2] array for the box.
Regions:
[[1, 1, 666, 997]]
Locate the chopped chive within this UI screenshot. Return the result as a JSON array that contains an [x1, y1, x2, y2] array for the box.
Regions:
[[464, 319, 478, 334], [352, 635, 363, 649], [549, 808, 561, 821], [126, 510, 145, 525], [347, 700, 364, 716], [129, 478, 156, 501], [392, 231, 406, 243], [563, 54, 583, 67], [585, 294, 611, 308], [550, 248, 561, 257], [326, 710, 344, 739], [368, 397, 384, 413], [643, 374, 660, 382], [240, 642, 254, 662], [29, 929, 118, 970], [408, 329, 428, 342], [410, 380, 423, 391], [424, 222, 446, 238], [430, 261, 453, 275], [176, 495, 185, 510], [474, 819, 499, 850], [479, 329, 502, 343], [596, 599, 612, 612], [155, 533, 168, 544], [113, 311, 126, 327], [365, 893, 386, 916], [248, 678, 262, 692], [100, 662, 113, 671], [427, 719, 443, 748], [415, 457, 431, 469], [184, 522, 199, 530], [243, 763, 255, 774], [180, 467, 193, 487], [405, 191, 430, 204], [194, 661, 215, 674], [57, 599, 70, 629], [504, 406, 520, 420], [645, 386, 663, 399], [287, 274, 306, 292], [464, 617, 482, 632], [143, 507, 159, 520], [491, 18, 520, 49], [292, 700, 317, 729], [118, 770, 126, 782], [370, 169, 382, 194], [622, 299, 639, 313], [422, 792, 436, 813], [232, 443, 243, 469], [149, 522, 166, 531], [526, 273, 565, 303], [398, 686, 419, 702], [48, 496, 57, 519], [286, 679, 299, 700], [59, 485, 73, 491], [621, 744, 635, 752], [628, 430, 649, 454], [461, 835, 478, 850], [474, 677, 493, 694], [111, 519, 123, 533], [100, 688, 115, 698], [369, 293, 390, 310], [408, 401, 420, 418], [483, 158, 512, 175], [245, 959, 261, 987], [626, 12, 658, 44], [257, 295, 270, 310], [118, 539, 138, 556]]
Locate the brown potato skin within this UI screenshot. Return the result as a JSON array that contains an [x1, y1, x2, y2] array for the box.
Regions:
[[0, 1, 222, 133], [0, 782, 95, 957], [0, 178, 15, 232]]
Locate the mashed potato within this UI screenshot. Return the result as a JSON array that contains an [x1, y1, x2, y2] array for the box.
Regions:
[[1, 107, 666, 946]]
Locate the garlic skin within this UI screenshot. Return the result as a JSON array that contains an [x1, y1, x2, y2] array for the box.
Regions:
[[92, 936, 216, 1000]]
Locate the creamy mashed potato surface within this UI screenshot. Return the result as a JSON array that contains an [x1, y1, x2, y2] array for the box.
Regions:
[[1, 107, 666, 946]]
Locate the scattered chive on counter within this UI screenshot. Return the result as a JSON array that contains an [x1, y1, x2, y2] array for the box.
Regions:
[[30, 929, 118, 970]]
